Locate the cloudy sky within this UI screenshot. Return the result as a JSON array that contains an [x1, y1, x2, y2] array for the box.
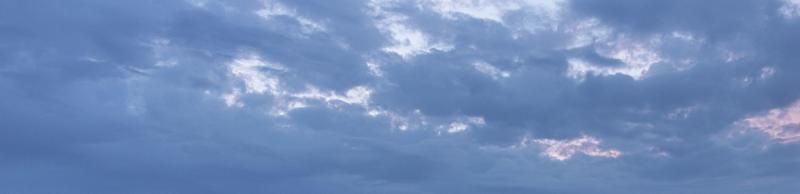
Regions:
[[2, 0, 800, 193]]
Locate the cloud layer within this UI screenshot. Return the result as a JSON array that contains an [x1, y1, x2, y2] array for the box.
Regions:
[[2, 0, 800, 193]]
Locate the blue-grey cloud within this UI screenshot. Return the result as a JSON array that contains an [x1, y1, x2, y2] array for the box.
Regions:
[[2, 0, 800, 193]]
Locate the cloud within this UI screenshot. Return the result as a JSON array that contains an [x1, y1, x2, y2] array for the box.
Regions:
[[531, 135, 622, 161], [228, 54, 285, 95], [369, 0, 454, 58], [422, 0, 523, 23], [739, 100, 800, 143], [3, 0, 800, 193], [472, 61, 511, 80], [780, 0, 800, 19], [255, 0, 326, 33]]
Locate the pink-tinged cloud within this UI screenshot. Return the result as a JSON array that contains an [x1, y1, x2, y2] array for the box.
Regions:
[[533, 135, 622, 161], [741, 101, 800, 143]]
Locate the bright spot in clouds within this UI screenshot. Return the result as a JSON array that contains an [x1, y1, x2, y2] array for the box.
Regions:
[[740, 101, 800, 143], [370, 0, 453, 58], [256, 0, 325, 33], [228, 54, 285, 95], [472, 61, 511, 80], [532, 135, 622, 161], [566, 37, 662, 81], [780, 0, 800, 19]]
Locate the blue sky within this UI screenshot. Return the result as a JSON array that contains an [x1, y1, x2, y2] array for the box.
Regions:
[[2, 0, 800, 193]]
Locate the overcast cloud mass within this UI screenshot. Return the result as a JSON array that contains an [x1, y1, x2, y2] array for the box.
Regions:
[[2, 0, 800, 193]]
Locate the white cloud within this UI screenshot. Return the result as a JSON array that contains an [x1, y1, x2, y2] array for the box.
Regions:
[[532, 135, 622, 161], [256, 0, 325, 33], [228, 54, 285, 95], [370, 0, 566, 58], [364, 107, 487, 133], [447, 122, 469, 133], [466, 116, 486, 126], [740, 101, 800, 143], [562, 20, 710, 82], [472, 61, 511, 80], [422, 0, 522, 23], [269, 100, 307, 116], [670, 31, 697, 42], [741, 66, 777, 87], [419, 0, 565, 25], [223, 53, 374, 114], [292, 86, 373, 107], [222, 89, 244, 108], [369, 0, 453, 59], [366, 108, 430, 131], [378, 20, 453, 58], [564, 18, 613, 49], [442, 116, 486, 133], [566, 37, 662, 81], [263, 85, 372, 117], [759, 66, 776, 80], [780, 0, 800, 19], [366, 61, 384, 77]]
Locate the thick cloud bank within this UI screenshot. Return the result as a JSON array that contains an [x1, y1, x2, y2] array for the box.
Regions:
[[2, 0, 800, 193]]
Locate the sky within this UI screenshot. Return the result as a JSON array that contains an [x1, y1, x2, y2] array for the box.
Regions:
[[2, 0, 800, 193]]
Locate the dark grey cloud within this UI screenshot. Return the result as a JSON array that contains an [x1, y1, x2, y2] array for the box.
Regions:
[[1, 0, 800, 193]]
